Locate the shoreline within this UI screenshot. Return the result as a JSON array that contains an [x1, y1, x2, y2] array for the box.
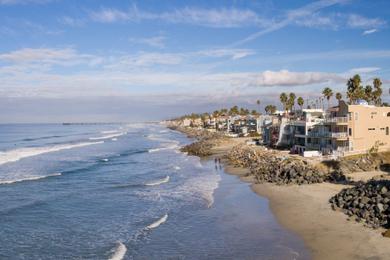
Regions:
[[213, 141, 390, 260], [170, 125, 390, 259]]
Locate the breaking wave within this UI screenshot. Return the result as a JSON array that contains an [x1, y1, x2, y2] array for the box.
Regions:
[[0, 173, 62, 185], [89, 133, 125, 140], [0, 141, 104, 166], [148, 144, 179, 153], [146, 214, 168, 230], [101, 130, 120, 134], [145, 176, 170, 186], [108, 242, 127, 260]]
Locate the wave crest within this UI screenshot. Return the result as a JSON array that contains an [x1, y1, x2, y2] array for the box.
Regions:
[[146, 214, 168, 230], [145, 176, 170, 186], [0, 173, 62, 185], [108, 242, 127, 260], [0, 141, 104, 166], [89, 132, 125, 141]]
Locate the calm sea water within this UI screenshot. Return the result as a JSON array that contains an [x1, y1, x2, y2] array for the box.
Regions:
[[0, 123, 310, 259]]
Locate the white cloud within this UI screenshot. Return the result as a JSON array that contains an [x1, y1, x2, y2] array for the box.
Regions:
[[0, 48, 102, 72], [89, 5, 269, 28], [252, 70, 344, 86], [158, 7, 267, 28], [128, 35, 166, 49], [294, 12, 337, 29], [362, 29, 378, 35], [348, 67, 380, 74], [90, 8, 131, 23], [232, 0, 348, 46], [105, 52, 183, 68], [347, 14, 386, 29], [197, 48, 255, 60]]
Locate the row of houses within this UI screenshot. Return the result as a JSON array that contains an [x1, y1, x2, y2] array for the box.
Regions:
[[265, 100, 390, 157], [177, 100, 390, 157]]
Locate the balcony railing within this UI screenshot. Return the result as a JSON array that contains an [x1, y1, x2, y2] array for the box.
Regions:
[[331, 132, 348, 138], [307, 132, 331, 138], [307, 131, 348, 138], [325, 116, 348, 123]]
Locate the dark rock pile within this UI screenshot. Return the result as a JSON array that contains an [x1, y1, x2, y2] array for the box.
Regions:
[[177, 127, 226, 157], [330, 180, 390, 228], [227, 145, 328, 185], [180, 140, 213, 157]]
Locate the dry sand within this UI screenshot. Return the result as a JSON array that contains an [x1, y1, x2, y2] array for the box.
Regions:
[[210, 139, 390, 260]]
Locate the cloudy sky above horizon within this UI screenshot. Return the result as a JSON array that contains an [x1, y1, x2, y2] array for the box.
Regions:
[[1, 0, 390, 122]]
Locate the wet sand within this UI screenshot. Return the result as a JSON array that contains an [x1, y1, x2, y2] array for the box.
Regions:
[[210, 139, 390, 260]]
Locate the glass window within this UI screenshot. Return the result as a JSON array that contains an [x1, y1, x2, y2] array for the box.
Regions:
[[349, 128, 352, 136]]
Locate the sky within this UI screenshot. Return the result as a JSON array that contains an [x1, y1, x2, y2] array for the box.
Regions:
[[0, 0, 390, 123]]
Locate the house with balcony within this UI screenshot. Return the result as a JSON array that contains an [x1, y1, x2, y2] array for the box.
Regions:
[[330, 100, 390, 155]]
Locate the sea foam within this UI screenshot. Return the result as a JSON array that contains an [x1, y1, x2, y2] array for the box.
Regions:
[[146, 214, 168, 230], [0, 173, 62, 185], [89, 133, 125, 140], [108, 242, 127, 260], [145, 176, 170, 186], [0, 141, 104, 166]]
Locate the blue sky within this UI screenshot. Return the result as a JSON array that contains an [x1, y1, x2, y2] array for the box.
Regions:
[[0, 0, 389, 122]]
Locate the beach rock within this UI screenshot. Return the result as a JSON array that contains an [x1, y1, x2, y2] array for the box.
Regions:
[[227, 144, 327, 185], [330, 180, 390, 229], [382, 229, 390, 238]]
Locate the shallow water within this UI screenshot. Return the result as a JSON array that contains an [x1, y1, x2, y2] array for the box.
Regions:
[[0, 123, 310, 259]]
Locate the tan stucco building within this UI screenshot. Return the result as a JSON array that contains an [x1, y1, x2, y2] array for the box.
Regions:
[[331, 101, 390, 155]]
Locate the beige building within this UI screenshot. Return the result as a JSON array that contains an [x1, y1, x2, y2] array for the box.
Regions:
[[330, 100, 390, 155]]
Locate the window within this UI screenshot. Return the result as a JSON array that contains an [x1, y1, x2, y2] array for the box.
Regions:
[[387, 127, 389, 136], [387, 112, 390, 117], [355, 112, 358, 120], [348, 112, 352, 120], [368, 128, 375, 130], [349, 128, 352, 136]]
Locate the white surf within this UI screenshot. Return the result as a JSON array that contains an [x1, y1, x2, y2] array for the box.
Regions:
[[108, 242, 127, 260], [0, 141, 104, 166], [145, 176, 170, 186], [89, 132, 125, 140], [146, 214, 168, 230], [0, 173, 62, 185]]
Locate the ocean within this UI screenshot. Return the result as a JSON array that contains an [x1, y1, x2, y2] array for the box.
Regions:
[[0, 123, 310, 259]]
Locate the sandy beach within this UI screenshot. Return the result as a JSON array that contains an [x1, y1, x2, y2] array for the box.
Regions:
[[209, 138, 390, 260]]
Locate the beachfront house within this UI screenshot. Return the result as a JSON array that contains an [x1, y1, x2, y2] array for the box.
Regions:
[[326, 100, 390, 155]]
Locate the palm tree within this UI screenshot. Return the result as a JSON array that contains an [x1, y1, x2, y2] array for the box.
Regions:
[[297, 97, 304, 110], [256, 100, 260, 113], [269, 105, 277, 115], [335, 92, 342, 103], [265, 105, 277, 115], [373, 78, 383, 106], [322, 87, 333, 108], [229, 106, 239, 115], [364, 85, 373, 103], [347, 74, 365, 104], [288, 93, 296, 112], [280, 93, 288, 115]]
